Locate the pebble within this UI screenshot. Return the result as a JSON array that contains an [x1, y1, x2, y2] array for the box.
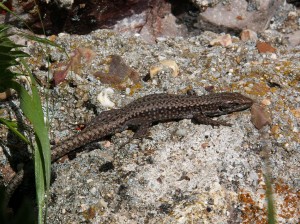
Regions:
[[210, 34, 232, 47], [240, 29, 258, 42], [149, 59, 179, 78], [90, 187, 97, 195], [97, 88, 115, 108], [0, 89, 14, 100], [175, 128, 188, 137], [261, 98, 271, 106]]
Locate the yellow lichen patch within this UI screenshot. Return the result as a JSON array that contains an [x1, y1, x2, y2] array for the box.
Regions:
[[247, 82, 270, 96], [82, 200, 107, 221], [239, 171, 300, 223], [290, 108, 300, 118], [274, 180, 300, 220], [270, 125, 280, 139], [292, 134, 300, 143], [238, 191, 267, 224], [82, 206, 96, 220], [269, 100, 300, 144], [129, 82, 144, 95], [169, 183, 238, 223]]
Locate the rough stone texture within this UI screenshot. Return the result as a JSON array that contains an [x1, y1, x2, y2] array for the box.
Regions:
[[2, 0, 298, 43], [197, 0, 284, 33], [1, 26, 299, 222], [286, 30, 300, 47], [0, 0, 300, 223]]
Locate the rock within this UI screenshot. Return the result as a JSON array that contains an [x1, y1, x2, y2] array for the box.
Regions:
[[210, 34, 232, 46], [240, 29, 258, 42], [149, 60, 180, 78], [0, 89, 15, 101], [250, 103, 272, 129], [97, 88, 115, 108], [94, 55, 141, 90], [197, 0, 283, 33], [256, 41, 276, 53], [285, 30, 300, 47]]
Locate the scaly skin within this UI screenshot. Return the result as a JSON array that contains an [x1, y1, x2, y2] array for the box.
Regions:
[[51, 92, 253, 162]]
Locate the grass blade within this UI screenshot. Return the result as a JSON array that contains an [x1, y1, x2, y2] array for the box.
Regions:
[[8, 71, 51, 223], [21, 58, 51, 223], [0, 118, 30, 144]]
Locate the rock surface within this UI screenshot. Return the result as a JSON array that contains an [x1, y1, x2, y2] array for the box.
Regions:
[[0, 0, 299, 223], [1, 0, 299, 44], [1, 27, 299, 222]]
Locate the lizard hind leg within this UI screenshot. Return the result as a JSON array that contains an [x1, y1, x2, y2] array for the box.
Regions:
[[124, 118, 152, 138]]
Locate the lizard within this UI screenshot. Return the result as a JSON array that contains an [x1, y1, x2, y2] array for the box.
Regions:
[[6, 92, 253, 199], [51, 92, 253, 162]]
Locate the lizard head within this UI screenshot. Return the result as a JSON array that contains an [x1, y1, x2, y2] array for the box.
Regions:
[[203, 92, 254, 117]]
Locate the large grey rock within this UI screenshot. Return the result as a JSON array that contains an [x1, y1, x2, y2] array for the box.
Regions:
[[197, 0, 284, 33]]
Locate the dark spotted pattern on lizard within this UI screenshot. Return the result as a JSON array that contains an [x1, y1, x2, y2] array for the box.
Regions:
[[51, 92, 253, 162]]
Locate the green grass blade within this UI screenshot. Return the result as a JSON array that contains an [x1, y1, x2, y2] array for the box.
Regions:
[[0, 50, 30, 58], [264, 173, 277, 224], [0, 3, 33, 32], [8, 74, 51, 223], [20, 58, 51, 223], [18, 33, 64, 50], [0, 24, 10, 33], [0, 22, 53, 223], [0, 118, 30, 144]]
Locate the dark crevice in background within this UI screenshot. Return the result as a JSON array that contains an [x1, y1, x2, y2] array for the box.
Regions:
[[286, 0, 300, 7], [168, 0, 200, 34], [35, 0, 149, 35]]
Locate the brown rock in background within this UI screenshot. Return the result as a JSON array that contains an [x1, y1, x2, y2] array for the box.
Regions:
[[1, 0, 298, 45]]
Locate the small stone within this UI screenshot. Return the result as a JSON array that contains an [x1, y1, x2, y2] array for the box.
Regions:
[[201, 142, 209, 149], [210, 34, 232, 47], [94, 55, 140, 90], [240, 29, 258, 41], [256, 42, 276, 53], [86, 179, 93, 183], [149, 59, 179, 78], [250, 103, 271, 129], [125, 88, 131, 95], [261, 98, 271, 106], [48, 35, 57, 42], [97, 88, 115, 108], [237, 173, 243, 178], [288, 11, 297, 19], [285, 30, 300, 47], [291, 108, 300, 118], [160, 60, 179, 77], [0, 89, 14, 100], [90, 187, 97, 195], [156, 37, 167, 42], [175, 128, 187, 137], [270, 53, 277, 59]]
